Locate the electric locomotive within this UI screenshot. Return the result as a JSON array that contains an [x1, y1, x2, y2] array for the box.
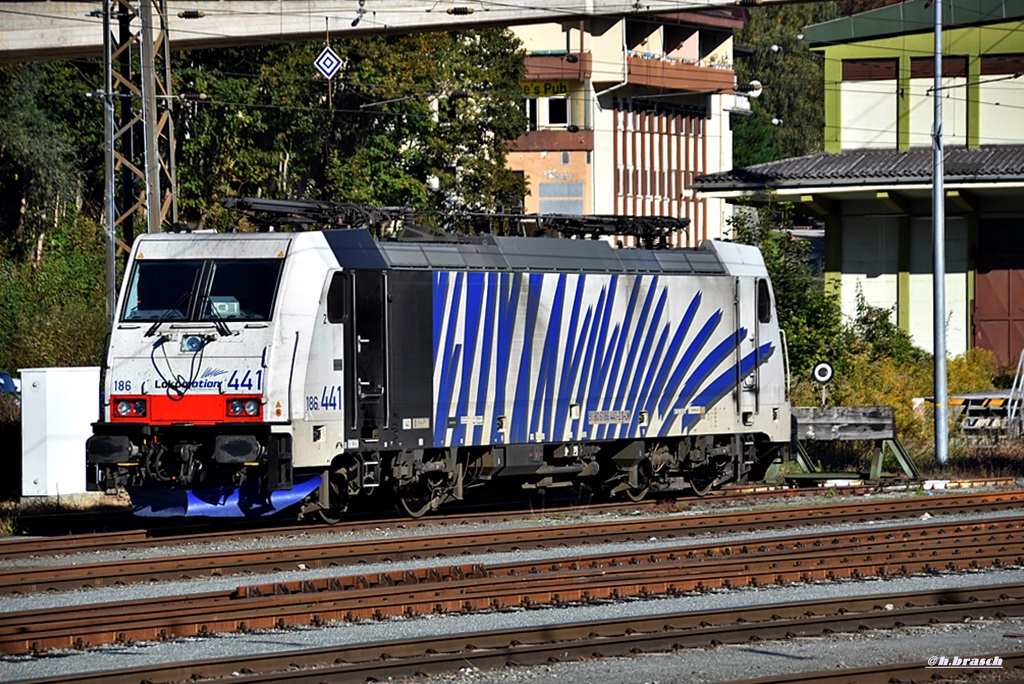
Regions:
[[87, 214, 792, 520]]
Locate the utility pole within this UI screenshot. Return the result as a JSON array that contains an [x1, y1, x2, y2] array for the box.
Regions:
[[99, 0, 177, 318], [932, 0, 949, 466]]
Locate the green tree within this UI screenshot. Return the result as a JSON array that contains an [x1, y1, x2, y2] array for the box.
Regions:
[[325, 30, 528, 211], [733, 3, 839, 165], [0, 62, 97, 260], [0, 61, 108, 371], [0, 211, 107, 370], [174, 29, 528, 226], [850, 288, 927, 364], [174, 44, 330, 227]]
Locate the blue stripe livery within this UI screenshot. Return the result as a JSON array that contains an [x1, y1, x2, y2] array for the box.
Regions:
[[432, 271, 775, 446]]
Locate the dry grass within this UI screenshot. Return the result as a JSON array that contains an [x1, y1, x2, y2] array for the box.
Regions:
[[0, 492, 131, 537], [915, 441, 1024, 480]]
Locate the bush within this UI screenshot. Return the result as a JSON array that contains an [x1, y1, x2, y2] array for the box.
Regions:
[[832, 348, 999, 461], [0, 212, 106, 371]]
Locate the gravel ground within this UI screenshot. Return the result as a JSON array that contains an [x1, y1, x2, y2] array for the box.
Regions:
[[415, 619, 1024, 684], [3, 569, 1023, 682], [3, 492, 1024, 683]]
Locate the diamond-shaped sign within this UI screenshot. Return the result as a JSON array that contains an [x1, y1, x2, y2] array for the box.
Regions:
[[315, 46, 342, 79]]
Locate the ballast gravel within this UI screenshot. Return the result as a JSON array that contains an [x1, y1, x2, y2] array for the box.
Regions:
[[2, 492, 1024, 683], [3, 570, 1024, 683]]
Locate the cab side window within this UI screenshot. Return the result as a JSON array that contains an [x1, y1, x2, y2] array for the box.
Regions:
[[326, 272, 350, 324], [757, 278, 772, 323]]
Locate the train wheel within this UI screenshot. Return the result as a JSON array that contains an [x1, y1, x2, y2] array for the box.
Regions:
[[318, 500, 347, 524], [625, 461, 652, 502], [688, 464, 718, 497], [625, 485, 649, 502], [396, 475, 446, 518], [396, 454, 453, 518], [317, 464, 351, 524]]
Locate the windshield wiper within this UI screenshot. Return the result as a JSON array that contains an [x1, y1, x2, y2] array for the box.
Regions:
[[145, 292, 191, 337], [200, 296, 234, 337]]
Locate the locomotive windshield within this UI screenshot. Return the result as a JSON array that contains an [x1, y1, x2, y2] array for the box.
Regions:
[[121, 258, 283, 322]]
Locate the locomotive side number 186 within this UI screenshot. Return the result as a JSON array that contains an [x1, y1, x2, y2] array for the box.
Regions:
[[306, 385, 343, 412]]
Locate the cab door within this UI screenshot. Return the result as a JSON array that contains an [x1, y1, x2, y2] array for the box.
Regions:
[[297, 272, 348, 466], [350, 270, 389, 441]]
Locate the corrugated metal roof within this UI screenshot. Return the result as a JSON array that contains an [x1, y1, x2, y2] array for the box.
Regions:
[[692, 145, 1024, 190], [803, 0, 1024, 46]]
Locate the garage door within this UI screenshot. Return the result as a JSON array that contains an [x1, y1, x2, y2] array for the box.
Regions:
[[974, 219, 1024, 367]]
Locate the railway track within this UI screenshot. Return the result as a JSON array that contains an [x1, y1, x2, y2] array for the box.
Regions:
[[0, 485, 833, 558], [719, 655, 1024, 684], [11, 584, 1024, 684], [3, 479, 1012, 559], [4, 515, 1024, 655], [2, 489, 1023, 595]]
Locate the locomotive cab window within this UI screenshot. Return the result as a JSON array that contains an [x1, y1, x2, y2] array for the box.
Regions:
[[123, 260, 203, 321], [121, 258, 283, 322], [757, 278, 772, 323], [200, 259, 282, 321]]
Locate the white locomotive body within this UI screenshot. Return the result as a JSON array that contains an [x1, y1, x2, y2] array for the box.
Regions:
[[87, 229, 792, 519]]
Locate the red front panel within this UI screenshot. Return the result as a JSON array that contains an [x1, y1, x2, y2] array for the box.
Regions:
[[110, 394, 263, 424]]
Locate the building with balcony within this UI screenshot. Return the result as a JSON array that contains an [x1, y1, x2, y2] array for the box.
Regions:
[[508, 10, 748, 247]]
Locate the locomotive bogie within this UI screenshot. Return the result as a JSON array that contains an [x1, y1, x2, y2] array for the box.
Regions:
[[88, 228, 793, 518]]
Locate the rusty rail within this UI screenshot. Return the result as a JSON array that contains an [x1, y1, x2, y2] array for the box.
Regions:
[[11, 585, 1024, 684], [3, 490, 1024, 595], [4, 516, 1024, 655]]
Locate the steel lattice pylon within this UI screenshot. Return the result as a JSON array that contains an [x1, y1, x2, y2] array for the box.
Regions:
[[101, 0, 177, 318]]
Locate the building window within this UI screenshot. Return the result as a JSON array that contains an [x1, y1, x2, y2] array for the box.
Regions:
[[524, 96, 570, 130], [525, 98, 538, 131], [547, 98, 568, 126]]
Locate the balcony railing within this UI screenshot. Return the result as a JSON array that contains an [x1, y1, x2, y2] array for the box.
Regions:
[[523, 50, 736, 95], [614, 51, 735, 93]]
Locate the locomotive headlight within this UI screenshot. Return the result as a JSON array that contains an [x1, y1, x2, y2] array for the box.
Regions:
[[114, 398, 147, 417], [226, 398, 261, 418], [181, 335, 206, 353]]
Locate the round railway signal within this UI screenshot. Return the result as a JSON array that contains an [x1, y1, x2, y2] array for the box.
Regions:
[[812, 362, 834, 385]]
